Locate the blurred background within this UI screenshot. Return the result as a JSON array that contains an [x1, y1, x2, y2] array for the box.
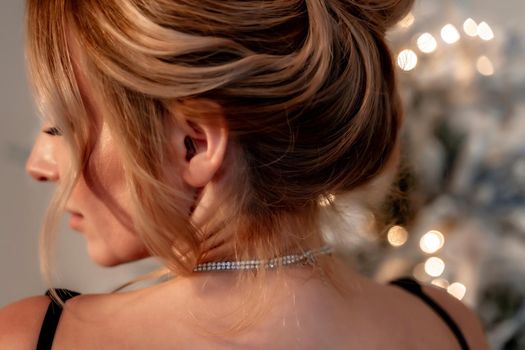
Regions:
[[1, 0, 524, 349]]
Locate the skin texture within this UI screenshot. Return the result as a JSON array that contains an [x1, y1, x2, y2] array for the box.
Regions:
[[6, 92, 490, 350], [25, 51, 228, 266], [2, 0, 492, 346], [0, 268, 490, 349], [19, 128, 491, 350], [8, 39, 489, 350], [26, 95, 151, 266]]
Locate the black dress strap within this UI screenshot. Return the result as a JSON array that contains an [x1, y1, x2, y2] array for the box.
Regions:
[[36, 288, 81, 350], [390, 277, 470, 350]]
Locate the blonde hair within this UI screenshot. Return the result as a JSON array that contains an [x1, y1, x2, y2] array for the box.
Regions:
[[26, 0, 413, 330]]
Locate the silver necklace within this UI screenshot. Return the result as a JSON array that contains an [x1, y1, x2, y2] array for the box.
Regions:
[[193, 245, 334, 272]]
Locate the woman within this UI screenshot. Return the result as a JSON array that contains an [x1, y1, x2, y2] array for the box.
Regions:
[[1, 0, 489, 349]]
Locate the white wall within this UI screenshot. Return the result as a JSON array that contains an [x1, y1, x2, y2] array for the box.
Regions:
[[1, 1, 49, 305]]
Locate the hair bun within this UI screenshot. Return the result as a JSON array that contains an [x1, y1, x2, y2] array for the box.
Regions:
[[341, 0, 415, 32]]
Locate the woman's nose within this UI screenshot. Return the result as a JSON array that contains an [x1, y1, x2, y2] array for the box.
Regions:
[[26, 134, 59, 182]]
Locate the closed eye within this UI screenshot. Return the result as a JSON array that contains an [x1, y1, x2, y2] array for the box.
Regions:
[[43, 127, 63, 136]]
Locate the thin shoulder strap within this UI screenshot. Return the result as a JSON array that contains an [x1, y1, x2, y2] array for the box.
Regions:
[[390, 277, 470, 350], [36, 289, 81, 350]]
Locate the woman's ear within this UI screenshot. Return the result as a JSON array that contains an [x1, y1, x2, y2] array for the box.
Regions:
[[168, 99, 229, 188]]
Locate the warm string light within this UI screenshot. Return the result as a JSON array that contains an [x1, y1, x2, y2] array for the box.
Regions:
[[477, 21, 494, 41], [411, 225, 468, 298], [397, 49, 418, 71], [447, 282, 467, 300], [431, 278, 450, 289], [462, 18, 494, 40], [463, 18, 478, 37], [398, 12, 415, 29], [441, 24, 461, 44], [432, 279, 467, 300], [477, 56, 495, 76], [397, 17, 496, 79], [391, 14, 478, 304], [387, 226, 409, 247], [417, 33, 438, 54], [424, 257, 445, 277], [419, 230, 445, 254]]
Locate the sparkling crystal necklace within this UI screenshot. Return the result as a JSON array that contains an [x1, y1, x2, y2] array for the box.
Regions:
[[193, 245, 334, 272]]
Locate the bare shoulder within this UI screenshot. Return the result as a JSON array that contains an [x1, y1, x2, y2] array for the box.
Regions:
[[0, 295, 51, 349], [421, 284, 490, 350]]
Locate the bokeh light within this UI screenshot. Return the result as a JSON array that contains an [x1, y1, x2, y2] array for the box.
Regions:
[[477, 21, 494, 41], [398, 12, 415, 28], [441, 24, 461, 44], [417, 33, 438, 53], [397, 49, 418, 71], [387, 226, 409, 247], [424, 257, 445, 277], [419, 230, 445, 254], [431, 278, 450, 289], [463, 18, 478, 37], [476, 56, 495, 76], [447, 282, 467, 300]]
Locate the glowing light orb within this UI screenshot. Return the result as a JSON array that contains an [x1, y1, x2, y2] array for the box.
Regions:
[[398, 12, 415, 28], [447, 282, 467, 300], [463, 18, 478, 37], [417, 33, 438, 53], [477, 56, 494, 76], [431, 278, 450, 289], [477, 22, 494, 41], [387, 226, 409, 247], [441, 24, 460, 44], [397, 49, 418, 71], [419, 230, 445, 254], [424, 257, 445, 277]]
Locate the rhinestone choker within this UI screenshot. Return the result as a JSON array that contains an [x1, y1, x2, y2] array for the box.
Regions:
[[193, 245, 334, 272]]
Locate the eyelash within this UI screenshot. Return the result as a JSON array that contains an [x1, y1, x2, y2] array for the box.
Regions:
[[43, 127, 63, 136]]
